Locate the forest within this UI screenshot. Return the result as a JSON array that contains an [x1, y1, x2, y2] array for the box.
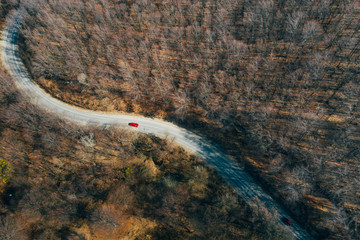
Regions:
[[0, 66, 293, 238], [1, 0, 359, 239]]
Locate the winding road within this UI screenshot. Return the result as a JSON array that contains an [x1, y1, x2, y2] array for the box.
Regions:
[[1, 11, 313, 240]]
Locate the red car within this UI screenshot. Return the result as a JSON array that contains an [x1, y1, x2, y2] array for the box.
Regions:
[[281, 217, 292, 226], [128, 122, 139, 127]]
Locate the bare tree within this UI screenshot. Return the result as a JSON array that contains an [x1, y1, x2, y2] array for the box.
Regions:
[[174, 89, 189, 120], [0, 216, 26, 240]]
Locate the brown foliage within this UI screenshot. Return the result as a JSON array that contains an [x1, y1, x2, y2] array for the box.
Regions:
[[6, 0, 360, 238], [0, 70, 285, 239]]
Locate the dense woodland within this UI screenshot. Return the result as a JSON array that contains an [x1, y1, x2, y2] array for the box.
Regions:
[[0, 65, 296, 239], [1, 0, 359, 239]]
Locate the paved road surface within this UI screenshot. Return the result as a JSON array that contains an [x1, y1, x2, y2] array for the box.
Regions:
[[1, 11, 313, 240]]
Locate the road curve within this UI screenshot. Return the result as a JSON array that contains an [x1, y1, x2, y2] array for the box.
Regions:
[[1, 11, 313, 240]]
